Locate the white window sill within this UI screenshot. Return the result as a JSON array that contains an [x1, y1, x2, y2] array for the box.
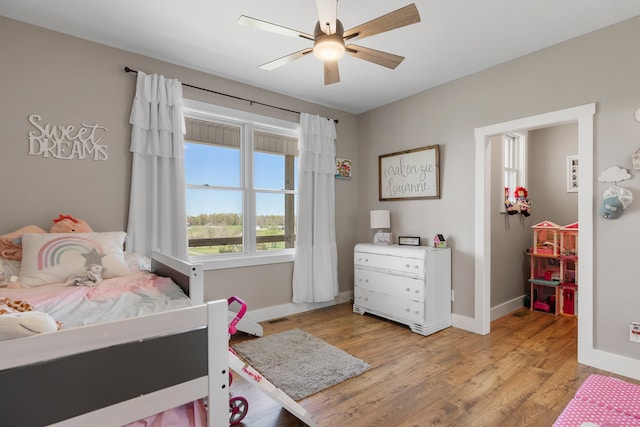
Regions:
[[191, 250, 295, 271]]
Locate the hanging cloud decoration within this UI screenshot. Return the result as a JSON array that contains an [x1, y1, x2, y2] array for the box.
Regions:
[[598, 166, 631, 183]]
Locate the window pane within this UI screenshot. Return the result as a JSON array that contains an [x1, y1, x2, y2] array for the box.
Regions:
[[186, 188, 243, 255], [255, 152, 284, 190], [256, 192, 284, 251], [504, 138, 513, 168], [255, 192, 296, 251], [185, 141, 240, 187], [184, 108, 299, 258]]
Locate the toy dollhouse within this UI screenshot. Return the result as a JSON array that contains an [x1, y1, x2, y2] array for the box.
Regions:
[[531, 220, 561, 255], [528, 221, 578, 315], [433, 234, 446, 248]]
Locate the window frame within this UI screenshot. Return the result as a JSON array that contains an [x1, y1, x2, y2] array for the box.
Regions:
[[183, 99, 300, 270], [502, 132, 527, 212]]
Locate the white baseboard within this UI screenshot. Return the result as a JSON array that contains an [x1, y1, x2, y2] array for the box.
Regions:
[[580, 347, 640, 382], [244, 291, 353, 323], [491, 295, 526, 321], [452, 313, 479, 333], [245, 292, 528, 338], [452, 296, 525, 334]]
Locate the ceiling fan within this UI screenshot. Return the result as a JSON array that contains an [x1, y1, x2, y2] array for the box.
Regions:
[[237, 1, 421, 85]]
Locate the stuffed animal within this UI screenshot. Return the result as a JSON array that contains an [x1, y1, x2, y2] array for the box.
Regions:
[[0, 215, 92, 262], [49, 214, 93, 233], [0, 297, 61, 340], [0, 225, 46, 261], [65, 263, 103, 287], [514, 186, 531, 217]]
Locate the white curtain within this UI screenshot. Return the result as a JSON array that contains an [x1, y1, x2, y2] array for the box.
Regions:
[[292, 113, 339, 303], [126, 71, 188, 260]]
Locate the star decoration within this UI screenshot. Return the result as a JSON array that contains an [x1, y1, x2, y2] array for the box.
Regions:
[[82, 248, 106, 267]]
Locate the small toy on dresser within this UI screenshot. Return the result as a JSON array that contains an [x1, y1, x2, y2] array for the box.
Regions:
[[433, 234, 446, 248]]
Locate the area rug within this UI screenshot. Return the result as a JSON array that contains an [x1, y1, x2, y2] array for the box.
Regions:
[[232, 328, 370, 400]]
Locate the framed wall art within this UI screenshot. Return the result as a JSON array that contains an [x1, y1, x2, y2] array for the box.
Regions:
[[379, 144, 440, 201], [398, 236, 421, 246], [336, 158, 352, 179], [567, 155, 578, 192]]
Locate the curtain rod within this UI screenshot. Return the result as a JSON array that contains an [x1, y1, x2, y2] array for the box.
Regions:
[[124, 66, 337, 123]]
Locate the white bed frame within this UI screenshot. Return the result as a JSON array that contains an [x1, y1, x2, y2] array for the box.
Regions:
[[0, 250, 229, 427]]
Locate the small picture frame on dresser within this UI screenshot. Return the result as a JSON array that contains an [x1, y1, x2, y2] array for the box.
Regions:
[[398, 236, 420, 246]]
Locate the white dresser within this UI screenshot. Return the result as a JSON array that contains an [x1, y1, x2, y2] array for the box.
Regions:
[[353, 243, 452, 336]]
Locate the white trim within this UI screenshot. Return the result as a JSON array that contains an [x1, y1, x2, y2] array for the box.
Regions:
[[183, 99, 299, 132], [474, 103, 595, 335], [579, 348, 640, 381], [183, 98, 300, 266], [244, 291, 353, 323], [451, 313, 477, 332], [472, 103, 640, 382], [197, 250, 294, 270]]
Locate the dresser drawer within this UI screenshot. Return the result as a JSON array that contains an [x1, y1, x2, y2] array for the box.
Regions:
[[354, 287, 425, 324], [354, 251, 424, 276], [355, 268, 424, 301]]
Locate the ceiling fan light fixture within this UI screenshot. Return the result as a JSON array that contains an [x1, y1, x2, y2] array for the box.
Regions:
[[313, 35, 345, 62]]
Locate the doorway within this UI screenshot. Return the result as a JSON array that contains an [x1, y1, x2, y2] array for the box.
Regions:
[[473, 103, 595, 362]]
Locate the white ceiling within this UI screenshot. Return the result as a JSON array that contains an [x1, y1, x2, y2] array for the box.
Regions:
[[2, 1, 640, 114]]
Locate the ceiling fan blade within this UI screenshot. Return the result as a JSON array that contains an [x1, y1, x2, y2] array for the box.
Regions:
[[259, 48, 313, 70], [238, 15, 314, 41], [346, 45, 404, 69], [315, 0, 337, 35], [343, 3, 421, 42], [324, 61, 340, 85]]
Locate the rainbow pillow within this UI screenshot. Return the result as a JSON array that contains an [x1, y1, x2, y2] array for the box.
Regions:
[[18, 232, 130, 287]]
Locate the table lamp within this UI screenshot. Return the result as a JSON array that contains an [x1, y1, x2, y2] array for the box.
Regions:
[[370, 210, 392, 245]]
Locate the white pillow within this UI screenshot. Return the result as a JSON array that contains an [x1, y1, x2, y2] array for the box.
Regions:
[[123, 251, 151, 272], [18, 232, 130, 287]]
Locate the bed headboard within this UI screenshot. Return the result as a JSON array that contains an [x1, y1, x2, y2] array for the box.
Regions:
[[150, 251, 204, 305]]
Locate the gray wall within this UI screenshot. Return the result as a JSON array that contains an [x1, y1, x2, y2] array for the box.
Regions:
[[0, 16, 359, 311], [529, 123, 579, 225], [357, 16, 640, 361]]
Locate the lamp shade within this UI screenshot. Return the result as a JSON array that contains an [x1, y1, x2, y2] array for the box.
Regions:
[[370, 210, 390, 229]]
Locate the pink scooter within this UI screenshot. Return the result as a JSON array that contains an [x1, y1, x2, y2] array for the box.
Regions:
[[227, 296, 249, 425]]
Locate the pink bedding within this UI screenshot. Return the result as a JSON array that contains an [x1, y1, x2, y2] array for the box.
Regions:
[[1, 271, 192, 329]]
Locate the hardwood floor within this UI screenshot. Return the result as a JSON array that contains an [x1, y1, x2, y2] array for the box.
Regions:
[[228, 303, 639, 427]]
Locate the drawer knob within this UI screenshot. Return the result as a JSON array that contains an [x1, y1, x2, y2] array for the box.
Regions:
[[405, 308, 410, 312], [406, 287, 410, 292], [405, 264, 410, 268]]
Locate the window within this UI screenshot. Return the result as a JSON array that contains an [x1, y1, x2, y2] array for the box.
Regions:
[[183, 101, 299, 264], [503, 132, 527, 210]]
